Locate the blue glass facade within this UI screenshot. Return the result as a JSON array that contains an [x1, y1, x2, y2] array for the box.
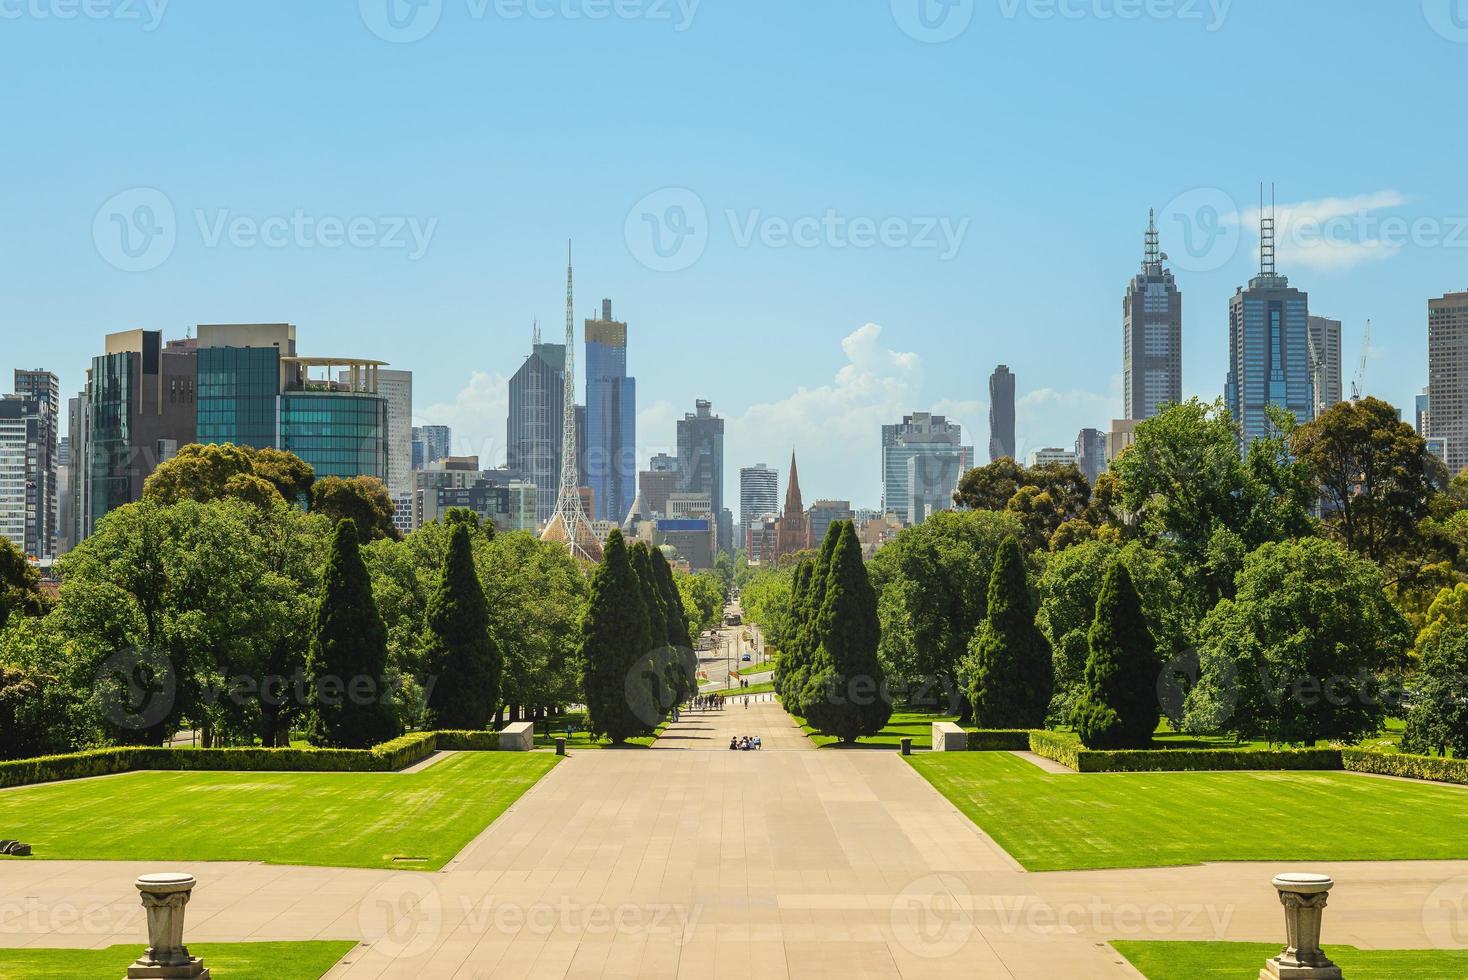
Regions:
[[279, 392, 388, 482], [1227, 275, 1312, 448], [585, 317, 636, 524], [197, 346, 280, 449]]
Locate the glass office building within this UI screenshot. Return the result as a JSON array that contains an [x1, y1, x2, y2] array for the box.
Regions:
[[197, 346, 281, 449], [279, 391, 388, 481]]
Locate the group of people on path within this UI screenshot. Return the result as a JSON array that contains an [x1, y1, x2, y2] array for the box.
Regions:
[[730, 735, 761, 751], [688, 694, 725, 711]]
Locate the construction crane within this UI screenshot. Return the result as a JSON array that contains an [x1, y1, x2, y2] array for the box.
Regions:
[[1351, 318, 1372, 400], [1306, 329, 1327, 418]]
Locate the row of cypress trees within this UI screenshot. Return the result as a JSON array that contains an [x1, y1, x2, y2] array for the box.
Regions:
[[579, 529, 699, 744], [965, 534, 1159, 748], [774, 520, 892, 744], [305, 518, 503, 748]]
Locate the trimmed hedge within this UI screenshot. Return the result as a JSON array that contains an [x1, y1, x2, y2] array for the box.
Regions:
[[1068, 747, 1343, 774], [966, 730, 1034, 751], [1028, 730, 1082, 770], [0, 729, 501, 790], [1342, 748, 1468, 786]]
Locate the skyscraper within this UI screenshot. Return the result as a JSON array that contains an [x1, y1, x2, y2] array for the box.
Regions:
[[12, 369, 59, 558], [1428, 291, 1468, 475], [376, 369, 414, 524], [989, 365, 1015, 462], [507, 328, 568, 523], [638, 452, 679, 518], [1122, 209, 1183, 421], [417, 425, 453, 466], [1226, 191, 1312, 449], [1306, 315, 1344, 418], [677, 399, 725, 541], [739, 463, 779, 529], [882, 412, 973, 525], [585, 298, 636, 526], [1074, 427, 1106, 484]]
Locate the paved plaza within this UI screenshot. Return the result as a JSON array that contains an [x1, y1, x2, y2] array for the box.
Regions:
[[5, 700, 1468, 978]]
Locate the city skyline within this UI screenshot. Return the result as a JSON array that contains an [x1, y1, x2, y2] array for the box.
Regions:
[[4, 4, 1464, 509]]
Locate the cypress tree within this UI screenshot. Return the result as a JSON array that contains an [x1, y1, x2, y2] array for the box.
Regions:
[[967, 536, 1053, 728], [630, 542, 675, 720], [651, 547, 698, 701], [774, 558, 813, 704], [802, 521, 891, 744], [305, 519, 400, 748], [788, 524, 842, 715], [423, 523, 501, 731], [579, 529, 653, 744], [1073, 559, 1161, 749]]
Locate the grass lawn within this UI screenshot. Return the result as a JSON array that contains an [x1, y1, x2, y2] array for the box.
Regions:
[[712, 680, 775, 697], [531, 713, 668, 749], [0, 751, 556, 870], [908, 750, 1468, 871], [0, 941, 355, 979], [796, 709, 957, 749], [1113, 940, 1468, 979]]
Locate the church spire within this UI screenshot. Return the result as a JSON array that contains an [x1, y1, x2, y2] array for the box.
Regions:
[[784, 450, 803, 517]]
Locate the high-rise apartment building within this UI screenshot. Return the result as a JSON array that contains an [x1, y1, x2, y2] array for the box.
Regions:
[[1122, 210, 1183, 421], [585, 299, 636, 526], [376, 369, 414, 533], [72, 329, 197, 543], [1306, 315, 1343, 418], [989, 365, 1016, 462], [1029, 447, 1077, 467], [638, 453, 679, 518], [1074, 427, 1107, 484], [677, 400, 725, 542], [807, 499, 853, 547], [1226, 199, 1312, 448], [882, 412, 973, 525], [739, 463, 779, 530], [1428, 291, 1468, 475], [11, 369, 59, 558], [416, 425, 453, 467], [507, 334, 569, 524]]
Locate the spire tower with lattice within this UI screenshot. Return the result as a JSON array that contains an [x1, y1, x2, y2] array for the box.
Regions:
[[540, 243, 603, 562]]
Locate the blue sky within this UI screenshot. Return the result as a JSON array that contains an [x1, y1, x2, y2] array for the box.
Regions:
[[3, 1, 1467, 511]]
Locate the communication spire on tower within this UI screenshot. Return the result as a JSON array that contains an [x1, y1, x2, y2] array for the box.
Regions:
[[1143, 207, 1160, 273], [1260, 182, 1276, 277]]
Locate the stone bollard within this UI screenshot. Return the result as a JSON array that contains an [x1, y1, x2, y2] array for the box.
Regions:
[[1260, 873, 1343, 980], [555, 737, 567, 756], [900, 737, 912, 756], [126, 873, 209, 978]]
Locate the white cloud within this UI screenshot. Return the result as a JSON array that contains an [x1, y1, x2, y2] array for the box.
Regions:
[[1013, 378, 1121, 462], [1236, 189, 1408, 271], [419, 371, 510, 466], [637, 399, 680, 467]]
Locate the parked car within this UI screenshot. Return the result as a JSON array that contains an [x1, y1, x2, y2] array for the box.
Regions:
[[741, 654, 752, 662]]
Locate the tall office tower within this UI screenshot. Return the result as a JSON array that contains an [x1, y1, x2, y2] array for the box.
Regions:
[[195, 324, 389, 484], [739, 463, 779, 530], [882, 412, 973, 525], [677, 399, 725, 541], [1122, 210, 1183, 421], [375, 370, 414, 532], [1416, 389, 1431, 436], [1074, 427, 1107, 484], [638, 453, 679, 518], [12, 369, 60, 558], [542, 246, 601, 562], [585, 298, 637, 527], [1428, 291, 1468, 475], [1226, 190, 1312, 449], [0, 397, 41, 555], [66, 395, 89, 551], [807, 499, 853, 548], [76, 330, 197, 542], [989, 365, 1016, 462], [1306, 315, 1344, 418], [507, 327, 569, 523]]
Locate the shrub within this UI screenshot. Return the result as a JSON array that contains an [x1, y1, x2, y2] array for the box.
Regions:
[[1028, 730, 1082, 770], [1070, 748, 1342, 774], [435, 730, 501, 751], [1342, 748, 1468, 786], [965, 730, 1034, 751]]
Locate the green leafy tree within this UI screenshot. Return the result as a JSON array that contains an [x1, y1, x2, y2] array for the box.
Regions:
[[1185, 538, 1410, 746], [1402, 624, 1468, 758], [630, 542, 676, 718], [677, 568, 726, 637], [772, 558, 813, 704], [305, 520, 400, 748], [1292, 396, 1435, 565], [311, 476, 401, 543], [422, 524, 501, 730], [143, 443, 316, 510], [784, 526, 840, 717], [964, 536, 1052, 727], [801, 521, 892, 744], [579, 529, 653, 744], [0, 536, 47, 630], [652, 546, 698, 702], [1073, 560, 1161, 749]]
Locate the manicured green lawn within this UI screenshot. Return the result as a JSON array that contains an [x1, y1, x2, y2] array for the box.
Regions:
[[712, 680, 775, 697], [1114, 940, 1468, 979], [0, 941, 355, 979], [908, 750, 1468, 871], [0, 751, 557, 870], [797, 710, 957, 749], [531, 712, 668, 749]]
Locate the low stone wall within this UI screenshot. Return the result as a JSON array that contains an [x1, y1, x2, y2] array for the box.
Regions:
[[931, 722, 967, 752], [499, 722, 535, 752]]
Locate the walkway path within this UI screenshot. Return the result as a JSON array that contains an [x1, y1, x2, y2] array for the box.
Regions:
[[5, 701, 1468, 978]]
